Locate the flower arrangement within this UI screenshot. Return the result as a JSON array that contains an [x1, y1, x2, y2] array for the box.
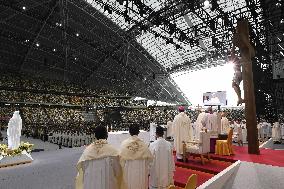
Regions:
[[0, 142, 34, 157]]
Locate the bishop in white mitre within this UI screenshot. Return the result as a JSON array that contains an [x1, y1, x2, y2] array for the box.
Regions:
[[120, 124, 153, 189], [149, 126, 175, 189], [7, 111, 22, 150], [75, 126, 122, 189], [172, 106, 192, 161]]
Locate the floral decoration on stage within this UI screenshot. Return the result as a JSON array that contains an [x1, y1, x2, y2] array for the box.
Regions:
[[0, 142, 34, 157]]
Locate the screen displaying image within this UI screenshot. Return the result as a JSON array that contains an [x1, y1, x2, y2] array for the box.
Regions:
[[203, 91, 227, 106]]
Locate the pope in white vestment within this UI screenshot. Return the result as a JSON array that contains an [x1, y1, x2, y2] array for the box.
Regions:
[[7, 111, 22, 150], [149, 126, 175, 189], [173, 106, 192, 160], [75, 126, 122, 189], [120, 124, 153, 189]]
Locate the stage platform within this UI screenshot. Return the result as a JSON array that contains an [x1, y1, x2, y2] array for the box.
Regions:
[[174, 145, 284, 188]]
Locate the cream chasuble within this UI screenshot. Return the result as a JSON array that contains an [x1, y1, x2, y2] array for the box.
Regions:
[[75, 139, 121, 189], [221, 117, 230, 134], [120, 135, 153, 189], [195, 112, 206, 140], [173, 112, 192, 154], [149, 137, 175, 189]]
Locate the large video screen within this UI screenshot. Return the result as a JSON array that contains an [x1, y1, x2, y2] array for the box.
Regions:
[[203, 91, 227, 106]]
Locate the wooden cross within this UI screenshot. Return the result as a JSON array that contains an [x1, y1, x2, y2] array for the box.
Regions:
[[233, 20, 259, 154]]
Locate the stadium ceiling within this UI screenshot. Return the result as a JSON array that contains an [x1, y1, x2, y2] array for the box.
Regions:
[[91, 0, 283, 73], [0, 0, 189, 104], [0, 0, 283, 104]]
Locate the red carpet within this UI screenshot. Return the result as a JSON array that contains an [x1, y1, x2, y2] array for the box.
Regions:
[[211, 146, 284, 167], [175, 156, 232, 174], [174, 167, 214, 188]]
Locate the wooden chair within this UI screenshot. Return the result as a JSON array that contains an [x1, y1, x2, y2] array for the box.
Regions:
[[184, 174, 197, 189], [215, 128, 234, 155], [167, 174, 197, 189], [167, 185, 176, 189], [182, 131, 211, 165]]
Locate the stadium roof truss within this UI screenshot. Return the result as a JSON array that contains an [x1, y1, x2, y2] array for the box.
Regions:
[[0, 0, 283, 104]]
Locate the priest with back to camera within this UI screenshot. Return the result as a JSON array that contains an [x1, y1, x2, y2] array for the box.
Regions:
[[75, 125, 122, 189], [149, 126, 175, 189], [119, 124, 153, 189], [172, 106, 192, 162]]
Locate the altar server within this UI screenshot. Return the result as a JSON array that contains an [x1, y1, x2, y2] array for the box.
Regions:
[[166, 120, 173, 139], [173, 106, 192, 161], [149, 126, 175, 189], [75, 126, 122, 189], [120, 124, 153, 189]]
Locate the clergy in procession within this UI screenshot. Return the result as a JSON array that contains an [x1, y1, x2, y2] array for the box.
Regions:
[[119, 124, 153, 189], [75, 126, 122, 189], [173, 106, 192, 161], [149, 126, 175, 189], [221, 112, 230, 134]]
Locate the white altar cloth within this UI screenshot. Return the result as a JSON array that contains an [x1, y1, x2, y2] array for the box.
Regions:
[[107, 130, 150, 149]]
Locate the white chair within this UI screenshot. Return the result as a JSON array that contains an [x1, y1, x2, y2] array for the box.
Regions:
[[183, 131, 211, 164]]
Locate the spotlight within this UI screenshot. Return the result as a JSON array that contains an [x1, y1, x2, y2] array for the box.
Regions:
[[22, 6, 26, 10], [204, 0, 210, 7], [76, 33, 79, 37], [36, 43, 40, 47], [74, 57, 78, 60], [53, 48, 56, 52]]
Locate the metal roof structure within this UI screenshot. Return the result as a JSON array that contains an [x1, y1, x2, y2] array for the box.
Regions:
[[0, 0, 283, 109], [0, 0, 189, 104]]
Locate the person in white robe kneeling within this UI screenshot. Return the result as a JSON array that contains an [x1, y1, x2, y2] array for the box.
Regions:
[[120, 124, 153, 189], [173, 106, 192, 161], [149, 126, 175, 189], [75, 125, 122, 189]]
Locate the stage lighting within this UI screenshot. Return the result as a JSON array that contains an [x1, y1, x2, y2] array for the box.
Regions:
[[204, 0, 210, 7], [53, 48, 56, 52], [76, 33, 79, 37], [36, 43, 40, 47], [22, 6, 26, 10]]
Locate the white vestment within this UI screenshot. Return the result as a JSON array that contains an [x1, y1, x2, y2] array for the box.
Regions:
[[7, 111, 22, 150], [172, 112, 192, 156], [201, 113, 218, 132], [120, 136, 153, 189], [272, 122, 281, 142], [194, 112, 206, 140], [75, 140, 121, 189], [166, 121, 173, 138], [221, 117, 230, 134], [149, 137, 175, 189], [150, 123, 157, 141]]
